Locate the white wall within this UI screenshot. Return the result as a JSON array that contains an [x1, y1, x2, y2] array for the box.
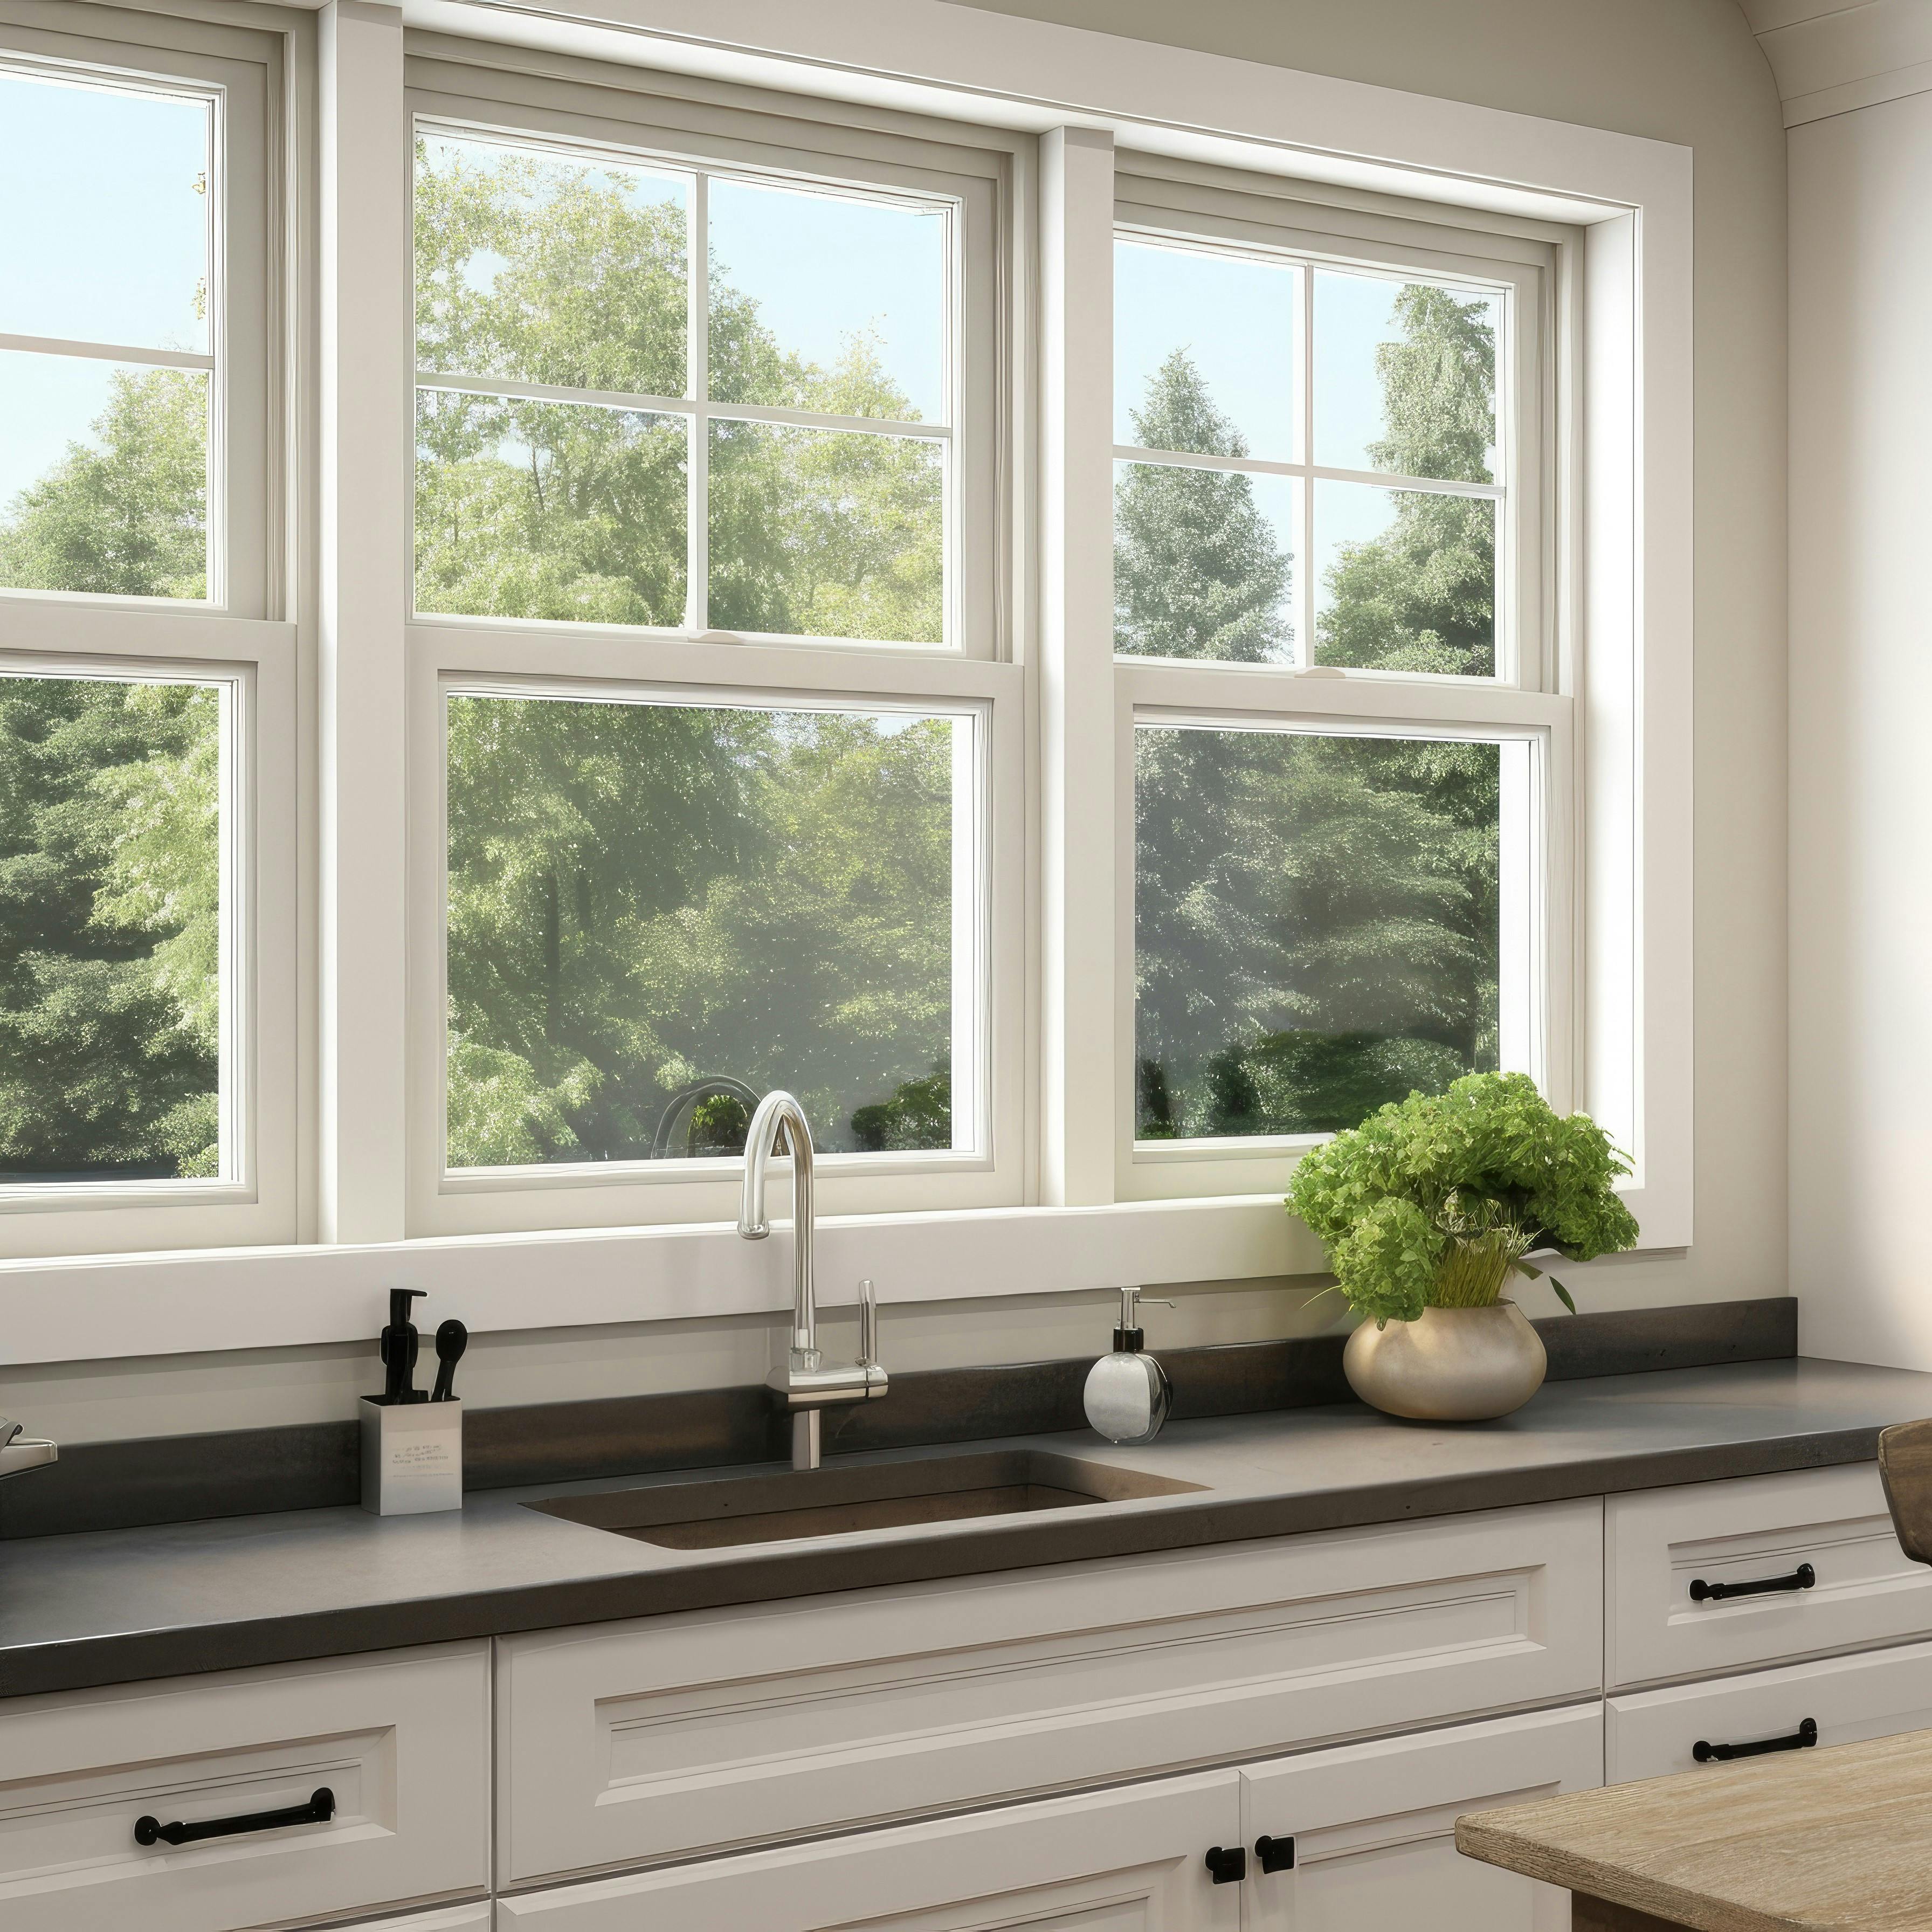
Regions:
[[1788, 86, 1932, 1368], [0, 0, 1790, 1441]]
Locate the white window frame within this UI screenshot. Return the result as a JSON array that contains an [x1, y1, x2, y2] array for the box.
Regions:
[[0, 0, 300, 1260], [396, 44, 1029, 1236], [3, 0, 1692, 1363]]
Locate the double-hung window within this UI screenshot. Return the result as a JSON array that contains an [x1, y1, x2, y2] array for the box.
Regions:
[[0, 0, 295, 1258], [1109, 165, 1568, 1203], [402, 51, 1023, 1234]]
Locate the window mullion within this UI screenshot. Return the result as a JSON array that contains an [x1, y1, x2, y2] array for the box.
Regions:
[[1039, 126, 1119, 1208]]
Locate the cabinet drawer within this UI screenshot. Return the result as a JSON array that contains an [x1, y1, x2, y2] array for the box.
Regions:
[[0, 1641, 489, 1932], [1240, 1705, 1600, 1931], [496, 1499, 1602, 1885], [1607, 1636, 1932, 1782], [1606, 1464, 1932, 1688]]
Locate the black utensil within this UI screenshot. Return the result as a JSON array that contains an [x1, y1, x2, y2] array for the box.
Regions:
[[381, 1289, 426, 1403], [431, 1319, 468, 1403]]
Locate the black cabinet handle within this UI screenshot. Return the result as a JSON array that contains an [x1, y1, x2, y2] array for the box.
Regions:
[[1204, 1844, 1247, 1884], [1694, 1717, 1818, 1763], [1689, 1561, 1815, 1603], [1255, 1833, 1296, 1873], [135, 1787, 335, 1847]]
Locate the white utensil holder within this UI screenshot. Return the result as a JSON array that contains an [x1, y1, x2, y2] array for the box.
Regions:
[[360, 1396, 463, 1515]]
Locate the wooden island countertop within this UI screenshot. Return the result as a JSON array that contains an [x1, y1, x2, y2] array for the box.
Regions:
[[1457, 1726, 1932, 1930]]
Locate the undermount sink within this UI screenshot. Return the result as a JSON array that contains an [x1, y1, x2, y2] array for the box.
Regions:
[[525, 1448, 1205, 1550]]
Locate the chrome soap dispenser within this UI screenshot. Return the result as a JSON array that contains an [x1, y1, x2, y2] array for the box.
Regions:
[[1082, 1287, 1174, 1445]]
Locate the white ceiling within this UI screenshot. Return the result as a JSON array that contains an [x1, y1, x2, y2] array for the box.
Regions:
[[1734, 0, 1932, 124]]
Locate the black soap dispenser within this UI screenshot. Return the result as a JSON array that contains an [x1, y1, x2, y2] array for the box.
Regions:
[[1082, 1287, 1175, 1445]]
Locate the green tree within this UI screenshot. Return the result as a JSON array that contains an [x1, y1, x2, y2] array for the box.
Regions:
[[1129, 287, 1504, 1140], [0, 679, 220, 1180], [1316, 285, 1497, 677], [1114, 350, 1291, 662], [0, 368, 207, 600]]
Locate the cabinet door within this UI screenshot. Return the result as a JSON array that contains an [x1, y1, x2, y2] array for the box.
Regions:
[[494, 1770, 1242, 1932], [1239, 1705, 1603, 1931]]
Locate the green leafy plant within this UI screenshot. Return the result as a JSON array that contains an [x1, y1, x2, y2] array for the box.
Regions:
[[1285, 1071, 1640, 1326]]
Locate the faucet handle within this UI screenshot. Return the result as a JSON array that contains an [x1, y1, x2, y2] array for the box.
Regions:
[[858, 1278, 880, 1368]]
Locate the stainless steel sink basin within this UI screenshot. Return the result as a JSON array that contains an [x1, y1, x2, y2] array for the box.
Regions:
[[526, 1448, 1205, 1550]]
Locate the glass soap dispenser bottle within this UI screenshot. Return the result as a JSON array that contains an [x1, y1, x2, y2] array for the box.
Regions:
[[1082, 1287, 1175, 1445]]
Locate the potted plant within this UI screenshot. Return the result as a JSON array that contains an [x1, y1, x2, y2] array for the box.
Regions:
[[1286, 1072, 1640, 1420]]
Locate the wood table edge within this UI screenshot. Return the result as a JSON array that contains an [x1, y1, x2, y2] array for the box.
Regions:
[[1454, 1816, 1799, 1932]]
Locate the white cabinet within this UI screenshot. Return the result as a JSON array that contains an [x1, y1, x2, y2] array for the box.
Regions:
[[1608, 1634, 1932, 1782], [1606, 1464, 1932, 1688], [0, 1641, 490, 1932], [496, 1500, 1602, 1885], [493, 1769, 1243, 1932], [1239, 1705, 1600, 1931]]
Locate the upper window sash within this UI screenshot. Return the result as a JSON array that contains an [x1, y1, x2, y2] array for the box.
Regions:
[[403, 49, 1009, 661], [1113, 177, 1553, 696], [0, 3, 279, 618]]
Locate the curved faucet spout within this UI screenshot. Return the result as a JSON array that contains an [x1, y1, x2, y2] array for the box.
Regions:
[[738, 1089, 816, 1355]]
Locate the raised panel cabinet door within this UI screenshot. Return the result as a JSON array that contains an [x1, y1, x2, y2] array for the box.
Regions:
[[495, 1500, 1603, 1883], [1239, 1703, 1604, 1931], [348, 1910, 491, 1931], [493, 1769, 1243, 1932], [1606, 1465, 1932, 1689], [1609, 1635, 1932, 1782]]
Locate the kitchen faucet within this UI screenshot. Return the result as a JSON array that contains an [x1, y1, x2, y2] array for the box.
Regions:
[[737, 1089, 887, 1471]]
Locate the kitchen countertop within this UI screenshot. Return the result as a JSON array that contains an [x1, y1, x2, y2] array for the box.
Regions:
[[4, 1356, 1931, 1701], [1458, 1723, 1932, 1930]]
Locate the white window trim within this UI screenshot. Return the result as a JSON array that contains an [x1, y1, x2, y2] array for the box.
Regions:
[[1, 0, 1690, 1364]]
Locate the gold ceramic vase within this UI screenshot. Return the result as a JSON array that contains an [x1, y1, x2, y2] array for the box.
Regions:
[[1342, 1299, 1547, 1422]]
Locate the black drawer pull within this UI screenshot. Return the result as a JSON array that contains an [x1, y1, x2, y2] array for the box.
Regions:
[[135, 1786, 335, 1847], [1204, 1844, 1247, 1884], [1255, 1833, 1296, 1873], [1689, 1561, 1815, 1603], [1694, 1717, 1818, 1763]]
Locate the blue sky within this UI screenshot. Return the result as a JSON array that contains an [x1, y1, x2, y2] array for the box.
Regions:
[[1, 70, 209, 505]]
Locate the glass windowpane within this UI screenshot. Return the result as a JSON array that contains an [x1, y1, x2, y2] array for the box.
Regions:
[[0, 675, 225, 1183], [0, 350, 209, 599], [414, 389, 687, 626], [708, 179, 946, 424], [0, 71, 211, 354], [1313, 268, 1500, 483], [707, 419, 942, 644], [1313, 478, 1495, 677], [1114, 459, 1299, 664], [1135, 723, 1503, 1142], [444, 693, 964, 1168], [1114, 239, 1300, 461], [415, 131, 689, 398]]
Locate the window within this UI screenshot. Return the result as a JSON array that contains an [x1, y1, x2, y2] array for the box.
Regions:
[[402, 53, 1020, 1235], [0, 2, 294, 1258], [1110, 168, 1564, 1200], [0, 4, 1693, 1335]]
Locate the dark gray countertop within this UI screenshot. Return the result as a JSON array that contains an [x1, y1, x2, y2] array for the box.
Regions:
[[5, 1356, 1930, 1700]]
